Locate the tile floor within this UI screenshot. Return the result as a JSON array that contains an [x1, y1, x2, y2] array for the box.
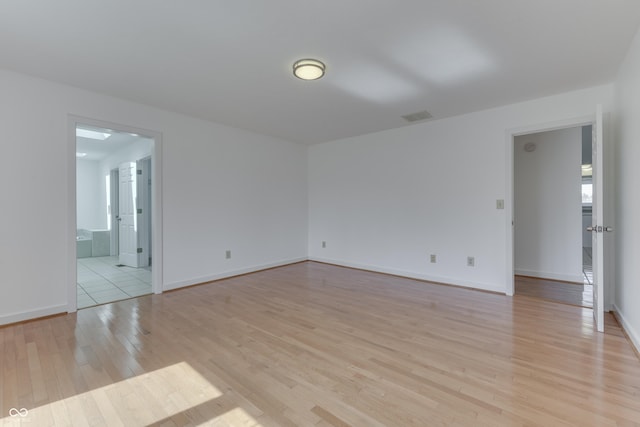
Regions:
[[77, 256, 152, 309]]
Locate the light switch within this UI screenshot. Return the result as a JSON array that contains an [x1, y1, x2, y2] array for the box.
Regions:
[[496, 199, 504, 210]]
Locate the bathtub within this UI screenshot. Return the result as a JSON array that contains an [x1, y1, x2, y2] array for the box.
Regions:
[[76, 229, 110, 258], [76, 230, 92, 258]]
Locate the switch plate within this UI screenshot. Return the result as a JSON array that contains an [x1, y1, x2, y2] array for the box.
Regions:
[[496, 199, 504, 209], [430, 254, 436, 263], [467, 256, 475, 267], [322, 241, 326, 248], [225, 250, 231, 259]]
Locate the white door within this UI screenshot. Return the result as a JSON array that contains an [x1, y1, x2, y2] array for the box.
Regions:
[[590, 105, 605, 333], [118, 162, 140, 267]]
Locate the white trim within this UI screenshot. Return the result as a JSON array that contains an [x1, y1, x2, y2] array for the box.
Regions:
[[68, 115, 164, 313], [505, 114, 594, 297], [0, 305, 67, 326], [514, 269, 583, 284], [613, 304, 640, 355], [151, 133, 164, 295], [505, 130, 514, 296], [67, 119, 78, 313], [309, 257, 506, 294], [163, 258, 308, 291]]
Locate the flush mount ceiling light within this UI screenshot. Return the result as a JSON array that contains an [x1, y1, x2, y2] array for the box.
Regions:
[[293, 59, 325, 80], [76, 128, 112, 140]]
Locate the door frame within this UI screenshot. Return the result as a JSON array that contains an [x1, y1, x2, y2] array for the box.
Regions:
[[505, 114, 594, 297], [67, 115, 163, 312], [137, 157, 152, 267]]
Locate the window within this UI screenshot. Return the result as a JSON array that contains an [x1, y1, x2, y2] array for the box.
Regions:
[[582, 181, 592, 205]]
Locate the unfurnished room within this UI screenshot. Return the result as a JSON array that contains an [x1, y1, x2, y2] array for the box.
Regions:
[[1, 1, 640, 426]]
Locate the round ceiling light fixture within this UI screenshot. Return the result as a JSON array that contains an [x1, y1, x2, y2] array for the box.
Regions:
[[293, 59, 325, 80]]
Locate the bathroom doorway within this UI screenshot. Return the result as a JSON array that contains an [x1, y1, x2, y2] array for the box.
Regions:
[[75, 123, 155, 308]]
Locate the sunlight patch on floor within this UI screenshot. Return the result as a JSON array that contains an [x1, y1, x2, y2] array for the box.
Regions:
[[0, 362, 240, 426], [196, 407, 264, 427]]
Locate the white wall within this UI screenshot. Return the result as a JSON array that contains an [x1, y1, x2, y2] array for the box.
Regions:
[[0, 63, 623, 326], [76, 159, 103, 230], [0, 68, 308, 325], [614, 27, 640, 352], [514, 128, 582, 282], [308, 85, 613, 293]]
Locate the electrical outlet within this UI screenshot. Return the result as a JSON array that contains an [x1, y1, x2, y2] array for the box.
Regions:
[[322, 241, 326, 248], [467, 256, 475, 267], [225, 250, 231, 259], [496, 199, 505, 209], [430, 254, 436, 263]]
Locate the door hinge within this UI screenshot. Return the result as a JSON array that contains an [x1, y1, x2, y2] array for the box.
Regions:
[[137, 248, 143, 253]]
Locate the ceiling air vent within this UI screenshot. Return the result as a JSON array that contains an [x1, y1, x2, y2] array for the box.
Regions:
[[401, 110, 433, 123]]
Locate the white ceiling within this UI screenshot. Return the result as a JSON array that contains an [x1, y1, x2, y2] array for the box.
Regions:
[[2, 1, 639, 145], [76, 125, 148, 161]]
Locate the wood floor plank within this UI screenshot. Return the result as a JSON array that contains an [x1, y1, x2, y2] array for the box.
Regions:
[[1, 261, 640, 426], [515, 275, 593, 307]]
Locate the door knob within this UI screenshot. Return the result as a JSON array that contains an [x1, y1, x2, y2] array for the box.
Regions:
[[587, 226, 613, 233]]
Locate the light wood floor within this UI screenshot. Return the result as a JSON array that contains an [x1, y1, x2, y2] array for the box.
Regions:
[[1, 262, 639, 426], [515, 275, 593, 308]]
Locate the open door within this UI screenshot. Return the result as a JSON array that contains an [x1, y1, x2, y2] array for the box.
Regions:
[[589, 105, 606, 333], [118, 161, 140, 267]]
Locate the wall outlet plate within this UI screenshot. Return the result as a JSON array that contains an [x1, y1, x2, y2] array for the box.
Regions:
[[496, 199, 505, 209], [467, 256, 475, 267], [430, 254, 436, 263], [225, 250, 231, 259]]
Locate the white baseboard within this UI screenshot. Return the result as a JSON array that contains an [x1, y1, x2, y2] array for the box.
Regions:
[[515, 269, 583, 283], [613, 304, 640, 355], [0, 304, 67, 326], [163, 257, 307, 291], [309, 257, 506, 294]]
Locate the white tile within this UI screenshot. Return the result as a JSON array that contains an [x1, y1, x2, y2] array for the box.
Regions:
[[119, 285, 152, 294], [77, 295, 97, 309], [77, 257, 153, 304], [84, 288, 119, 298], [123, 288, 152, 297], [115, 279, 147, 288], [80, 282, 116, 292], [92, 291, 130, 304], [79, 277, 112, 285]]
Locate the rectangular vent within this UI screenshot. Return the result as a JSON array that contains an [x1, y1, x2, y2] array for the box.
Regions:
[[402, 110, 433, 123]]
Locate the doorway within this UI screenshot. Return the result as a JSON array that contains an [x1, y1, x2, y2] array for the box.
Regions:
[[511, 125, 592, 308], [70, 117, 163, 311]]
